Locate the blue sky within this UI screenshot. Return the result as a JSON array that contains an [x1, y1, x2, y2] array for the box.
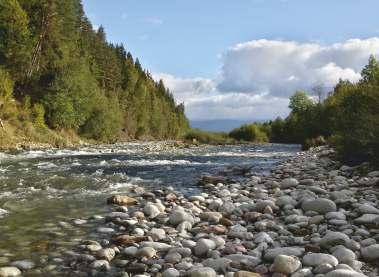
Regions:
[[82, 0, 379, 120]]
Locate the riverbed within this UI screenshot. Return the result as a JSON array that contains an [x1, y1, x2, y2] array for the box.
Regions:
[[0, 142, 299, 273]]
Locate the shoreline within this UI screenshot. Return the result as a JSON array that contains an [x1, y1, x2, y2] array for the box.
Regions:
[[26, 147, 379, 275], [1, 146, 379, 276]]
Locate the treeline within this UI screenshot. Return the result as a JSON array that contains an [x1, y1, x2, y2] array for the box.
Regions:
[[0, 0, 188, 143], [229, 56, 379, 165]]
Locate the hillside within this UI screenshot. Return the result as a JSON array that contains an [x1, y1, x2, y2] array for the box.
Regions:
[[0, 0, 189, 149]]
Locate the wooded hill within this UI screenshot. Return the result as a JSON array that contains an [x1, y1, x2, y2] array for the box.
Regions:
[[0, 0, 189, 146]]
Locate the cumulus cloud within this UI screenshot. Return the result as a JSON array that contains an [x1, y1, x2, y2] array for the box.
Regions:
[[218, 38, 379, 97], [155, 38, 379, 120]]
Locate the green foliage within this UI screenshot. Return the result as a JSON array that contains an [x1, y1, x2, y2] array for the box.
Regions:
[[229, 124, 269, 143], [184, 129, 234, 145], [269, 57, 379, 165], [0, 0, 30, 80], [0, 0, 189, 144], [81, 96, 122, 142], [32, 103, 46, 129], [289, 91, 315, 114], [0, 67, 13, 101]]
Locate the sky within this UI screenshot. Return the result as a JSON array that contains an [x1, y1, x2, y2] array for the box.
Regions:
[[82, 0, 379, 121]]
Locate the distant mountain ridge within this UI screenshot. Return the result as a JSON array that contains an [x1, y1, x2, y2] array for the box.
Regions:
[[191, 119, 266, 132]]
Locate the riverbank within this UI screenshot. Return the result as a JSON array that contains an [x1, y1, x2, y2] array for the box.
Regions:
[[1, 145, 378, 276], [1, 146, 375, 276]]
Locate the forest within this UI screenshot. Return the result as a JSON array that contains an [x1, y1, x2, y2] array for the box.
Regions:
[[221, 56, 379, 165], [0, 0, 189, 146]]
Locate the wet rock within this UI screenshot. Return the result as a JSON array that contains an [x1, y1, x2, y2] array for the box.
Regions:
[[271, 255, 301, 274], [107, 195, 138, 206]]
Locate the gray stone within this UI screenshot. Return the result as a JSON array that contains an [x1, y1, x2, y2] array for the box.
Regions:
[[136, 247, 157, 258], [325, 269, 367, 277], [169, 208, 194, 226], [303, 253, 338, 267], [354, 214, 379, 225], [96, 248, 115, 262], [189, 267, 217, 277], [264, 247, 305, 261], [162, 268, 180, 277], [361, 244, 379, 261], [10, 260, 35, 270], [143, 203, 161, 219], [194, 239, 217, 256], [271, 255, 301, 274], [302, 198, 337, 214], [280, 178, 299, 189], [332, 246, 356, 265], [139, 241, 172, 251], [319, 232, 350, 249], [90, 260, 110, 271]]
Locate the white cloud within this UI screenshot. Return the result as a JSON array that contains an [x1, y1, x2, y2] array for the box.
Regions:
[[155, 38, 379, 120], [218, 38, 379, 97]]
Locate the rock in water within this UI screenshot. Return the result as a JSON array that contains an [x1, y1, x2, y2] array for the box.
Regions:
[[271, 255, 301, 274], [107, 195, 138, 206], [0, 267, 22, 277], [301, 198, 337, 214]]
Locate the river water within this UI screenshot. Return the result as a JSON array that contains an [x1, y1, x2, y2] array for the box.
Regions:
[[0, 142, 299, 274]]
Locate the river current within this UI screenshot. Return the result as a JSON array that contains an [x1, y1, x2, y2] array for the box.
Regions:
[[0, 142, 299, 274]]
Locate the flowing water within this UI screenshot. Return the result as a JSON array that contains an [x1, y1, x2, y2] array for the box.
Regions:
[[0, 142, 300, 273]]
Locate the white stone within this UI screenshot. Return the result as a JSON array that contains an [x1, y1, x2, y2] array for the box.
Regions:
[[271, 255, 301, 274]]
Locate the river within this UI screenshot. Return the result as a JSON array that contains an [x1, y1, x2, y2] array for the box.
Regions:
[[0, 142, 299, 274]]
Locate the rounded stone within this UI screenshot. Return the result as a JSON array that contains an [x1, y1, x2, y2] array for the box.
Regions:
[[194, 239, 217, 256], [162, 268, 180, 277], [303, 253, 338, 267], [271, 255, 301, 274], [0, 267, 22, 277], [189, 267, 217, 277], [301, 198, 337, 214]]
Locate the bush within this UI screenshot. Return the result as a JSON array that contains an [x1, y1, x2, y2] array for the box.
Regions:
[[184, 129, 234, 145], [229, 124, 269, 143]]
